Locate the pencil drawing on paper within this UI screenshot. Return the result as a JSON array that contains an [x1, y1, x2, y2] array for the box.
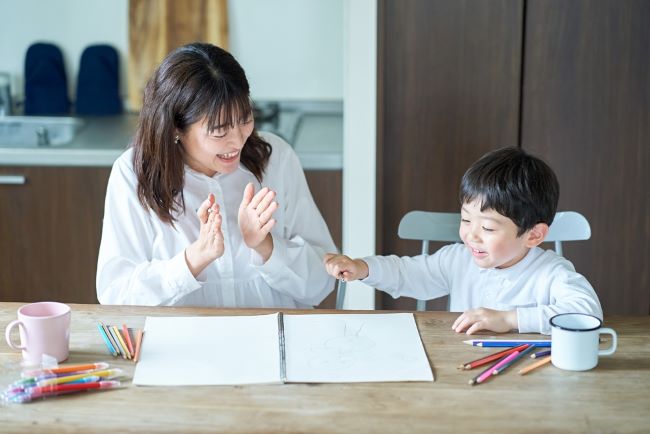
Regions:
[[307, 320, 376, 370]]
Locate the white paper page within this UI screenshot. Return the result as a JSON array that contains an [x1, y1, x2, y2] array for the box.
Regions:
[[133, 314, 281, 386], [284, 313, 433, 383]]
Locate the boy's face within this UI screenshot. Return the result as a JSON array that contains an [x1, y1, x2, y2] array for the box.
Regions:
[[459, 199, 534, 269]]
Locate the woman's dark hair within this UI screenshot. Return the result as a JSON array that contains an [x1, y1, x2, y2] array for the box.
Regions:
[[459, 147, 559, 236], [133, 42, 272, 224]]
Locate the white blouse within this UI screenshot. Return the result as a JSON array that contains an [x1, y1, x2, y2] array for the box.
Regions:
[[96, 133, 337, 308]]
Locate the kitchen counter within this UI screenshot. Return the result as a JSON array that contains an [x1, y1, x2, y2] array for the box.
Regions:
[[0, 112, 342, 170]]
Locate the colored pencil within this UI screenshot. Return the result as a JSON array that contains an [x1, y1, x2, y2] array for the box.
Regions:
[[97, 324, 118, 356], [133, 329, 144, 363], [463, 339, 551, 348], [493, 345, 536, 374], [122, 324, 135, 357], [9, 380, 122, 403], [106, 326, 125, 358], [24, 362, 111, 379], [489, 350, 522, 375], [519, 355, 552, 375], [458, 344, 529, 370], [101, 322, 122, 357], [468, 352, 514, 386], [36, 368, 123, 386], [531, 349, 551, 359], [112, 325, 132, 360], [469, 359, 499, 386]]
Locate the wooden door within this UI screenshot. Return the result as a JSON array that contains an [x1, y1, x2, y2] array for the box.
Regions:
[[521, 0, 650, 314], [377, 0, 524, 310]]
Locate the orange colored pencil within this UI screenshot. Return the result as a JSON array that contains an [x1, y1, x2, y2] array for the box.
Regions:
[[122, 324, 135, 357], [458, 344, 529, 370], [518, 355, 552, 375], [133, 329, 144, 363]]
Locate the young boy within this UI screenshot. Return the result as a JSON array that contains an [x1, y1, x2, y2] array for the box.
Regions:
[[324, 147, 602, 335]]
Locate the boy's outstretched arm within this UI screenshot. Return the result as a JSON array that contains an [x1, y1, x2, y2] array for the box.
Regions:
[[452, 308, 518, 335], [323, 254, 369, 281]]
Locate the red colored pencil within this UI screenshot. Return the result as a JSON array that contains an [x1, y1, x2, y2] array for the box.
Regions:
[[458, 344, 529, 370]]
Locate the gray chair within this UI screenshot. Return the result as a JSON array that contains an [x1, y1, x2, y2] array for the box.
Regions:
[[335, 210, 590, 310]]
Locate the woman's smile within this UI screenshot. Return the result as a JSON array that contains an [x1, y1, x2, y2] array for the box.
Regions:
[[217, 150, 240, 161]]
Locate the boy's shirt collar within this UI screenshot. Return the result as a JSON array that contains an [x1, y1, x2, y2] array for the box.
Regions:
[[476, 247, 540, 275]]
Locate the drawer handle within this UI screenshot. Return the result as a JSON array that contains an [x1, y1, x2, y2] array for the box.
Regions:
[[0, 175, 27, 185]]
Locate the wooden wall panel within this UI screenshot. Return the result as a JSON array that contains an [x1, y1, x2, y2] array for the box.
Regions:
[[378, 0, 523, 310], [128, 0, 229, 111], [521, 0, 650, 314]]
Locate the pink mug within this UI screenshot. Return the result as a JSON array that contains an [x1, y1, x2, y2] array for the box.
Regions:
[[5, 302, 71, 364]]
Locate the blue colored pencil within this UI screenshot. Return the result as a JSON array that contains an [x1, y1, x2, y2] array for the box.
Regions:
[[463, 339, 551, 348], [96, 323, 117, 356], [531, 349, 551, 359], [493, 345, 537, 374]]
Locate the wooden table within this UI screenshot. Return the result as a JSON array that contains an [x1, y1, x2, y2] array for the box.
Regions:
[[1, 303, 648, 433]]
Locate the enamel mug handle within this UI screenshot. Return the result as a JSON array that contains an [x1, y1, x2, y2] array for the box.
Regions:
[[5, 320, 26, 351], [598, 327, 617, 356]]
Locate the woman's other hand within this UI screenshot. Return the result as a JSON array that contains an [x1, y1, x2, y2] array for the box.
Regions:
[[238, 183, 278, 262], [323, 254, 369, 281], [185, 193, 225, 276]]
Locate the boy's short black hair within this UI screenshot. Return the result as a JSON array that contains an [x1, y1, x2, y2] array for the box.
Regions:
[[459, 147, 559, 236]]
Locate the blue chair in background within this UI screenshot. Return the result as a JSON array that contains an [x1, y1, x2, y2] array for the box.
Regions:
[[75, 44, 122, 115], [24, 42, 70, 115]]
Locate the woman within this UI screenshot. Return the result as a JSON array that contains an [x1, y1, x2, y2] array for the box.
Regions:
[[96, 43, 336, 308]]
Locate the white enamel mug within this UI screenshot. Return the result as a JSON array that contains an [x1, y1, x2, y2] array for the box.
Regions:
[[550, 313, 617, 371]]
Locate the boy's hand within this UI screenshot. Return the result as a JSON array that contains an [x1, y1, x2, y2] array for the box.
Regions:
[[451, 308, 518, 335], [323, 254, 369, 281]]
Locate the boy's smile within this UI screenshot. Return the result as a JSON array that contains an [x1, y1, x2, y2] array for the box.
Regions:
[[459, 199, 536, 269]]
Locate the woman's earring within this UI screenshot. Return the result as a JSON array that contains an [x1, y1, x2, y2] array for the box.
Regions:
[[174, 135, 180, 144]]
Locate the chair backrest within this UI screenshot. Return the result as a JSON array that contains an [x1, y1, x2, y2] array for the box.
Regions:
[[335, 211, 462, 310], [334, 210, 592, 311], [398, 212, 461, 311], [544, 211, 591, 256]]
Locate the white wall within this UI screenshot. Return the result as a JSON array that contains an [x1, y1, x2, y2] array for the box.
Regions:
[[0, 0, 129, 102], [229, 0, 343, 101], [341, 0, 376, 309], [0, 0, 343, 104]]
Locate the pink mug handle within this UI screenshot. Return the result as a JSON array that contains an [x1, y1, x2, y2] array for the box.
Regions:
[[5, 320, 26, 351]]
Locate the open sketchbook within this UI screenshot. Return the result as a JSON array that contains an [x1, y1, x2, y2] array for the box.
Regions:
[[133, 313, 434, 385]]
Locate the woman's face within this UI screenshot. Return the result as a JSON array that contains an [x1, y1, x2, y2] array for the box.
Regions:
[[180, 113, 254, 177]]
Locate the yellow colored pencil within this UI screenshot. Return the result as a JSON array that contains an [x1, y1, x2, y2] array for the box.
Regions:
[[112, 325, 131, 360], [518, 355, 552, 375]]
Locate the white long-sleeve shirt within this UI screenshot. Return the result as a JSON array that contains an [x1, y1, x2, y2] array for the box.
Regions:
[[96, 132, 336, 308], [362, 243, 602, 334]]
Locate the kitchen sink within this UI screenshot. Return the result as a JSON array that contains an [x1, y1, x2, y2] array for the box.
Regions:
[[0, 116, 85, 147]]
